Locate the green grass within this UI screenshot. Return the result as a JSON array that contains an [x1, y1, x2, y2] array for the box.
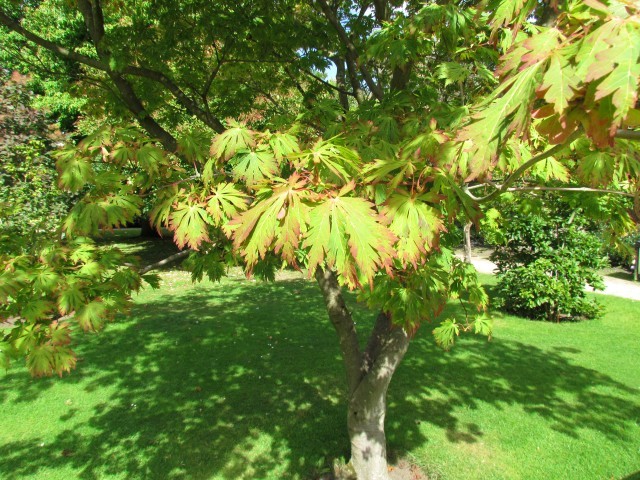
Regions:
[[1, 267, 639, 479]]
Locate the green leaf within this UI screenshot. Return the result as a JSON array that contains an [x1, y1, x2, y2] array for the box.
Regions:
[[299, 138, 361, 184], [437, 62, 470, 87], [473, 314, 493, 337], [57, 283, 85, 315], [531, 157, 569, 182], [169, 201, 212, 251], [433, 318, 460, 350], [303, 190, 396, 287], [578, 151, 616, 186], [211, 122, 256, 161], [539, 53, 578, 116], [232, 147, 278, 187], [75, 300, 107, 332], [382, 191, 445, 268], [31, 268, 60, 293], [206, 183, 249, 223], [269, 132, 301, 161], [22, 299, 55, 322], [56, 150, 93, 192], [186, 251, 226, 283]]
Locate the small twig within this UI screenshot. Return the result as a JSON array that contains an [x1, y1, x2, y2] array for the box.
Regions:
[[464, 130, 583, 203]]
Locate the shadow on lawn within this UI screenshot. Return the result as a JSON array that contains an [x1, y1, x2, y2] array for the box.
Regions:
[[1, 277, 638, 479]]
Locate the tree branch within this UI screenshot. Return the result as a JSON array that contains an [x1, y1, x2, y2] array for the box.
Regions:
[[138, 250, 192, 275], [121, 65, 225, 133], [469, 185, 635, 198], [0, 10, 108, 71], [315, 267, 363, 395], [465, 130, 583, 203], [303, 69, 355, 97], [314, 0, 384, 101], [615, 129, 640, 141]]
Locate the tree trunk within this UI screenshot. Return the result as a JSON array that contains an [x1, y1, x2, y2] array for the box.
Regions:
[[315, 268, 410, 480], [463, 221, 473, 264]]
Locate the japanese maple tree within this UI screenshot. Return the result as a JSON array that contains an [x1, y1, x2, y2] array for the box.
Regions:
[[1, 1, 639, 479]]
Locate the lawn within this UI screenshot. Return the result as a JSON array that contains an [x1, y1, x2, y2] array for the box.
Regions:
[[1, 252, 639, 479]]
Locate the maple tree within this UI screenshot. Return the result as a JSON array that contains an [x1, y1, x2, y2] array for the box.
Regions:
[[1, 1, 639, 479]]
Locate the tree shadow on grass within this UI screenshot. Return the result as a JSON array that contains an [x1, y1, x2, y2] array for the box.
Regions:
[[1, 278, 639, 479]]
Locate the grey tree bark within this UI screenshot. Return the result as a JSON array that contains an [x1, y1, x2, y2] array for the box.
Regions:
[[315, 268, 410, 480]]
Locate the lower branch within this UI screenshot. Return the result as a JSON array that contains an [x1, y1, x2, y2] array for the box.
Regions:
[[138, 250, 191, 275]]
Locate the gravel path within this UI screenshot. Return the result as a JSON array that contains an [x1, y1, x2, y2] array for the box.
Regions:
[[465, 252, 640, 302]]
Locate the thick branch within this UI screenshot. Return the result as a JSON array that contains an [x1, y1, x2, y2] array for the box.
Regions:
[[107, 72, 178, 151], [616, 129, 640, 141], [315, 267, 363, 395], [0, 10, 107, 71], [138, 250, 191, 275], [362, 312, 393, 375], [331, 55, 350, 111], [122, 66, 224, 133], [315, 0, 384, 101]]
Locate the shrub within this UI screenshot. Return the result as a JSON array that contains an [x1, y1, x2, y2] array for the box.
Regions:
[[485, 195, 607, 322]]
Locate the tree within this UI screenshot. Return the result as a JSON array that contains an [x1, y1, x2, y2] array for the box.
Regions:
[[1, 1, 639, 479]]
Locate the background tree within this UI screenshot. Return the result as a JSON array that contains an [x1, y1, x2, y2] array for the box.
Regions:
[[0, 70, 75, 254], [1, 1, 640, 479], [482, 192, 610, 321]]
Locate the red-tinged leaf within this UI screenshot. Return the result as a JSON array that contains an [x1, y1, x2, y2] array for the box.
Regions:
[[228, 176, 309, 267], [592, 24, 640, 127], [75, 300, 107, 332], [57, 283, 85, 315], [458, 64, 541, 178], [382, 191, 445, 268], [538, 53, 578, 116], [169, 202, 212, 250], [26, 344, 56, 377], [584, 96, 617, 146], [521, 28, 561, 69], [576, 20, 618, 79], [48, 321, 72, 346], [535, 112, 581, 144], [303, 194, 396, 287], [206, 183, 250, 224], [26, 344, 76, 377]]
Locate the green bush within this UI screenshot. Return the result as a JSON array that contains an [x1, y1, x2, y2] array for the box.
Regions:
[[486, 195, 607, 322]]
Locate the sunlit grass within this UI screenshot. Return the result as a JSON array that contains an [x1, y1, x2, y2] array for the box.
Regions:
[[1, 266, 639, 479]]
